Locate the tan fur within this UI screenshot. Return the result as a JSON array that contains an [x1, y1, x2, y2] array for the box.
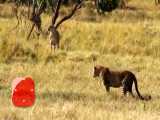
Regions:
[[48, 26, 60, 51], [93, 65, 151, 101]]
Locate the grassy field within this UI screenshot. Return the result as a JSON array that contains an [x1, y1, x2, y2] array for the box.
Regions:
[[0, 0, 160, 120]]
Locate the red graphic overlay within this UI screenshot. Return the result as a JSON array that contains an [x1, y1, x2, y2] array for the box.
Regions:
[[12, 77, 35, 107]]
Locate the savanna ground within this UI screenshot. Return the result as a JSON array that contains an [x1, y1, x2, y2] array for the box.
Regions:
[[0, 0, 160, 119]]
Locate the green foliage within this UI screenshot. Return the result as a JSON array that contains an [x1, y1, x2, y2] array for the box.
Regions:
[[8, 0, 81, 8], [95, 0, 124, 13]]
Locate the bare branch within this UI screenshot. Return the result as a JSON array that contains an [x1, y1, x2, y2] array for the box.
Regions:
[[37, 1, 47, 16], [52, 0, 62, 26], [26, 3, 36, 40], [27, 23, 35, 40], [55, 1, 82, 29], [27, 1, 46, 40]]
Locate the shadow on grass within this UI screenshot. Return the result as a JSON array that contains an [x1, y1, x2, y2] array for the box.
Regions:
[[39, 90, 147, 103], [0, 14, 14, 19], [124, 5, 140, 11], [39, 91, 106, 102]]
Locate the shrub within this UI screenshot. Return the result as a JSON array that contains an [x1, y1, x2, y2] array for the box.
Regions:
[[95, 0, 124, 13]]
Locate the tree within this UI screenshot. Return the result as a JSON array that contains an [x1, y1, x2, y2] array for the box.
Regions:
[[95, 0, 126, 14]]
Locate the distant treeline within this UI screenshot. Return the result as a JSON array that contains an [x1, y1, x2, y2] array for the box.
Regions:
[[0, 0, 81, 5], [0, 0, 127, 13]]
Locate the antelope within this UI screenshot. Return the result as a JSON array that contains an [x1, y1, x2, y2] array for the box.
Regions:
[[48, 0, 82, 52], [27, 1, 47, 40]]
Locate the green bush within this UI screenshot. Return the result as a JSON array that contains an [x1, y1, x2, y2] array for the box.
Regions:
[[95, 0, 123, 13]]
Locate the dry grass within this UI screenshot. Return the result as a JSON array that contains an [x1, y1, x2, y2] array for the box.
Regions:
[[0, 0, 160, 120]]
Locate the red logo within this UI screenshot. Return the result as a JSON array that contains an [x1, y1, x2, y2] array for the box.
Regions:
[[12, 77, 35, 107]]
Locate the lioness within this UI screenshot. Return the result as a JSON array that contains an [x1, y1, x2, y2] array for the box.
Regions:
[[93, 65, 151, 100]]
